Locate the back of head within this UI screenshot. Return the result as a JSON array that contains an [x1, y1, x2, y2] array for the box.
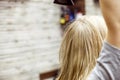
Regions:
[[85, 16, 107, 40], [57, 16, 107, 80]]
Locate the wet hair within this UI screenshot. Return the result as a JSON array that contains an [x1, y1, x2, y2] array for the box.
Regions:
[[57, 16, 107, 80]]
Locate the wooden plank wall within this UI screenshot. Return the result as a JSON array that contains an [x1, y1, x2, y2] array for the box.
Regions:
[[0, 0, 61, 80]]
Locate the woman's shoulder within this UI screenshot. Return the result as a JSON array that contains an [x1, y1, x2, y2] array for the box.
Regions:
[[87, 41, 120, 80]]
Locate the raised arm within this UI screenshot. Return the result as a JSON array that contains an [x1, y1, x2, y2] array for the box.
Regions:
[[100, 0, 120, 48]]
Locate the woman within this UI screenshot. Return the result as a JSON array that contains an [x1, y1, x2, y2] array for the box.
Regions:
[[88, 0, 120, 80], [57, 16, 107, 80]]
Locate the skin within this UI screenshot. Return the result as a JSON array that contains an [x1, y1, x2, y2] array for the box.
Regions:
[[100, 0, 120, 48]]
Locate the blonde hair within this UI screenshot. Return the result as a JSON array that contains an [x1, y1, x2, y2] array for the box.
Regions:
[[57, 16, 107, 80]]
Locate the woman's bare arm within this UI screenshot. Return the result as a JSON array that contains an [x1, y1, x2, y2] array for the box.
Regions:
[[100, 0, 120, 48]]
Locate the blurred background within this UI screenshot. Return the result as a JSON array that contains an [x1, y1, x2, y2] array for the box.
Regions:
[[0, 0, 101, 80]]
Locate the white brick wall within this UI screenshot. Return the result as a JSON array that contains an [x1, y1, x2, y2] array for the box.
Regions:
[[0, 0, 101, 80], [86, 0, 101, 15], [0, 0, 61, 80]]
